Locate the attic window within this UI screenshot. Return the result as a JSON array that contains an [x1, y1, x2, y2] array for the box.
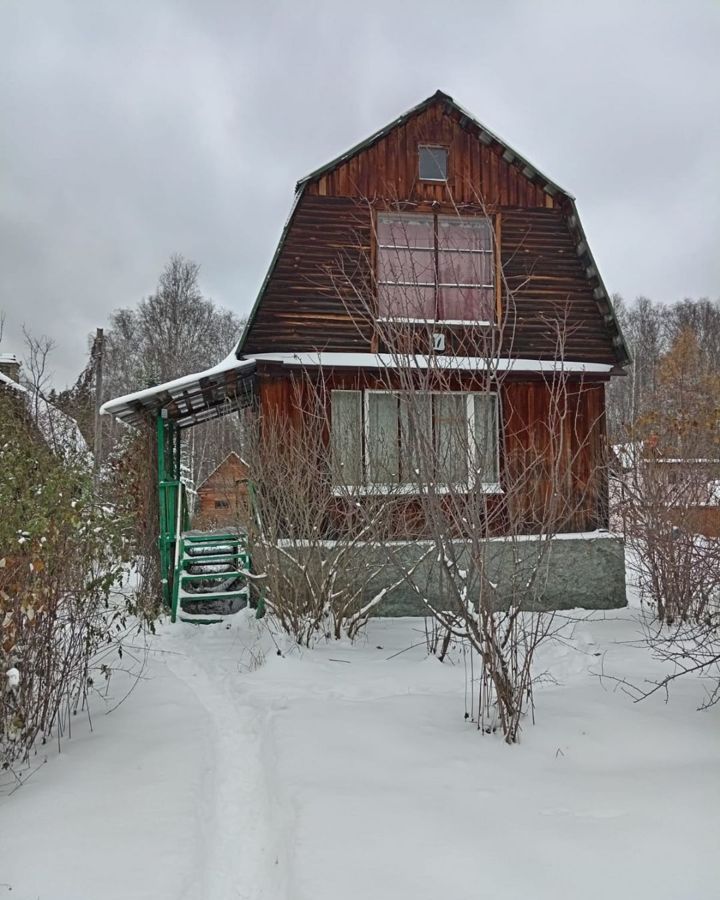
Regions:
[[376, 212, 495, 323], [419, 146, 447, 181]]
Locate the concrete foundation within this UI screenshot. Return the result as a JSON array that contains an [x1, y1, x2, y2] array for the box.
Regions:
[[345, 532, 628, 616]]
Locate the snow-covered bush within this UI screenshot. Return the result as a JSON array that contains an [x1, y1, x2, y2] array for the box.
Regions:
[[0, 395, 132, 766]]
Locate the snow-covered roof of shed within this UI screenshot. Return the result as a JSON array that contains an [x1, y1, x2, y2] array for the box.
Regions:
[[196, 451, 249, 491], [100, 351, 257, 428], [0, 371, 89, 459], [0, 370, 27, 393]]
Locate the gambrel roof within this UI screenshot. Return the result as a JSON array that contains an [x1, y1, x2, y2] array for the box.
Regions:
[[237, 90, 629, 367]]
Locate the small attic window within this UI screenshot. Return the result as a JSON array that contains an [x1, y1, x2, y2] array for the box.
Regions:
[[419, 145, 448, 181]]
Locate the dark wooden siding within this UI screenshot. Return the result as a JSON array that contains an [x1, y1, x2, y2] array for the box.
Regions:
[[243, 195, 373, 354], [242, 96, 621, 363], [243, 194, 618, 363], [500, 208, 617, 362], [254, 365, 608, 534]]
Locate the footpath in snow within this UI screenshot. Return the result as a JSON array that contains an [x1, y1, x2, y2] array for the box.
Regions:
[[1, 603, 719, 899]]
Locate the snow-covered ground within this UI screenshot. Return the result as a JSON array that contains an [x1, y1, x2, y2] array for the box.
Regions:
[[2, 579, 719, 899]]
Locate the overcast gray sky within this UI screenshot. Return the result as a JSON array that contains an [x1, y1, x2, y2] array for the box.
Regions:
[[1, 0, 718, 389]]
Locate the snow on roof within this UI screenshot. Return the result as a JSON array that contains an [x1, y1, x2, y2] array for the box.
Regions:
[[236, 91, 630, 368], [101, 349, 614, 428], [100, 350, 257, 427], [246, 352, 615, 374], [1, 371, 89, 460], [0, 369, 27, 393]]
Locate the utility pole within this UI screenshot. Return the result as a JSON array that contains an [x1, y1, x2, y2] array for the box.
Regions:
[[93, 327, 104, 476]]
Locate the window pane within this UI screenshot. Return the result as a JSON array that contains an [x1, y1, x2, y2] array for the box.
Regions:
[[331, 390, 362, 485], [377, 214, 434, 249], [438, 217, 491, 251], [473, 394, 498, 483], [434, 394, 468, 483], [367, 393, 399, 483], [378, 284, 436, 319], [399, 392, 432, 481], [437, 249, 493, 287], [419, 146, 448, 181], [437, 286, 494, 321], [378, 247, 435, 285]]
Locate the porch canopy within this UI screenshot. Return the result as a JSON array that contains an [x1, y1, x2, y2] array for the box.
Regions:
[[100, 352, 257, 428]]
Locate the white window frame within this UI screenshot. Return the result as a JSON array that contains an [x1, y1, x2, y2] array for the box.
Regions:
[[331, 388, 501, 496], [377, 316, 494, 327]]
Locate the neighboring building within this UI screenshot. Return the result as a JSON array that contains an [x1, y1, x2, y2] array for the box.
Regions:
[[612, 443, 720, 537], [193, 452, 250, 530], [0, 360, 88, 459], [0, 353, 21, 383], [102, 90, 630, 610]]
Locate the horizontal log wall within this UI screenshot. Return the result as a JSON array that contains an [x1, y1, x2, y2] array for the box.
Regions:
[[244, 196, 373, 354], [244, 193, 617, 363]]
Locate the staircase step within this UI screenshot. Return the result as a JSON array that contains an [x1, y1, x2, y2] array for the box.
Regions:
[[182, 532, 243, 544], [182, 552, 249, 568], [178, 587, 250, 602], [178, 612, 226, 625], [181, 570, 246, 582]]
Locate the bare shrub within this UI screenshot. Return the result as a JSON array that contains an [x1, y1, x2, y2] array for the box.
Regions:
[[323, 202, 609, 742], [621, 452, 720, 624], [0, 395, 133, 767], [245, 380, 411, 646], [615, 323, 720, 704]]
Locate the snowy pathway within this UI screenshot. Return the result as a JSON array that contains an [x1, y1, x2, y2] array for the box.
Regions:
[[163, 627, 285, 900], [1, 610, 719, 899]]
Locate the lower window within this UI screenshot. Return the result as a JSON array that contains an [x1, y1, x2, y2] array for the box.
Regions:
[[331, 389, 499, 492]]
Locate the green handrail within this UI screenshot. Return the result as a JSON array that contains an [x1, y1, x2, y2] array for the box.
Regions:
[[157, 412, 184, 610]]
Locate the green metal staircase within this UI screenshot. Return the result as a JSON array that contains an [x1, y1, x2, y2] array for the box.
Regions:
[[172, 531, 251, 623], [156, 411, 256, 624]]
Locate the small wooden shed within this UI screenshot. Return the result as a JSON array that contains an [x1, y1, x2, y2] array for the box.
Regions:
[[193, 452, 250, 530]]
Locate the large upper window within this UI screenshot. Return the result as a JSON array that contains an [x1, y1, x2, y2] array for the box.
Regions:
[[377, 213, 494, 324], [331, 389, 499, 493]]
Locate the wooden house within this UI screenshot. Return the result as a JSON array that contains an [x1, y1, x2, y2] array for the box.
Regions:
[[239, 91, 628, 532], [612, 444, 720, 538], [193, 452, 250, 531], [102, 91, 630, 613]]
